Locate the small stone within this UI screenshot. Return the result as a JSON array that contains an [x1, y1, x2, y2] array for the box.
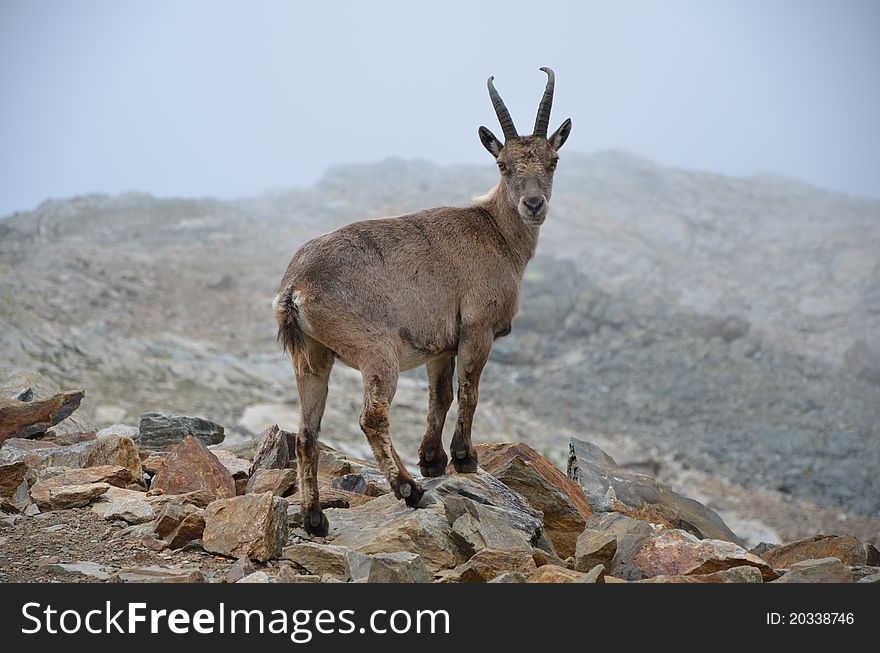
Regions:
[[529, 564, 589, 583], [282, 542, 350, 577], [450, 548, 538, 583], [762, 535, 875, 569], [344, 550, 430, 583], [581, 564, 606, 583], [30, 465, 133, 509], [46, 561, 111, 580], [488, 572, 526, 583], [226, 557, 255, 583], [236, 571, 271, 583], [246, 469, 297, 496]]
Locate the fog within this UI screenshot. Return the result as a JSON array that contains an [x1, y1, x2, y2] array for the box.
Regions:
[[1, 0, 879, 217]]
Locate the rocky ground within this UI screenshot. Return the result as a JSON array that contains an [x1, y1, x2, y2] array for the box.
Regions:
[[2, 377, 877, 583], [1, 151, 878, 551]]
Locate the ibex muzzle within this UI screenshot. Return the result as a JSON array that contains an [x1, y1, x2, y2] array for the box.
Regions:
[[275, 69, 571, 535]]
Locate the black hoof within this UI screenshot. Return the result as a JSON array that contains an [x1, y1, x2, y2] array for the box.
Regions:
[[452, 449, 478, 474], [394, 479, 426, 508], [418, 450, 449, 478], [302, 508, 329, 537]]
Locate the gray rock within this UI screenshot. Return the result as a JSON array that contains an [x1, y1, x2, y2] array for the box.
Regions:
[[96, 424, 139, 439], [568, 438, 741, 544], [580, 563, 606, 583], [344, 550, 429, 583], [226, 557, 255, 583], [138, 412, 225, 448], [236, 571, 271, 583], [773, 557, 854, 583], [46, 561, 112, 580], [249, 424, 290, 474], [111, 566, 206, 583], [574, 528, 617, 572], [488, 572, 527, 583], [582, 512, 655, 581]]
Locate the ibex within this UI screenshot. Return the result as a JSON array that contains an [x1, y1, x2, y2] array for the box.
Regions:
[[274, 68, 571, 535]]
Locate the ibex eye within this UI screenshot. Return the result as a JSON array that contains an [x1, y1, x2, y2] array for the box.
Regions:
[[497, 162, 508, 174]]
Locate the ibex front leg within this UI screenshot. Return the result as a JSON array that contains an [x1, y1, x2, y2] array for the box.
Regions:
[[450, 330, 492, 473], [418, 355, 454, 477]]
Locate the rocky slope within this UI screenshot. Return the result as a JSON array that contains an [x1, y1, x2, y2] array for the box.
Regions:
[[1, 382, 876, 583], [1, 151, 878, 546]]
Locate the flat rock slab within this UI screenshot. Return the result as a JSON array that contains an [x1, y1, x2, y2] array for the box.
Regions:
[[282, 542, 351, 577], [568, 438, 741, 545], [476, 442, 592, 559], [30, 465, 133, 509], [247, 468, 297, 496], [529, 564, 590, 583], [49, 482, 110, 509], [45, 561, 112, 581], [773, 557, 854, 583], [150, 435, 235, 500], [0, 389, 85, 442], [344, 550, 430, 583], [449, 548, 538, 583], [110, 566, 206, 583], [138, 412, 225, 448]]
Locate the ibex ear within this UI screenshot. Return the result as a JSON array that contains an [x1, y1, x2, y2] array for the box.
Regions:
[[549, 118, 572, 150], [479, 126, 503, 158]]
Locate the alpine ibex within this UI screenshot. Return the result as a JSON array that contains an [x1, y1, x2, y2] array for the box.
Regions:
[[274, 68, 572, 535]]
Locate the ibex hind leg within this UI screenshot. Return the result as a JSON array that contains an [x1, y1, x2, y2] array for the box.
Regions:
[[418, 356, 454, 477], [358, 355, 425, 508], [291, 336, 334, 536]]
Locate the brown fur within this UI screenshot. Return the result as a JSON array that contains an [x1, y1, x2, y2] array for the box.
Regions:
[[275, 70, 572, 535]]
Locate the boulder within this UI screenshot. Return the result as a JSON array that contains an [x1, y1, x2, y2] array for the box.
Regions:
[[249, 424, 290, 474], [620, 566, 764, 583], [532, 547, 569, 568], [150, 436, 235, 500], [110, 566, 206, 583], [529, 564, 589, 583], [476, 442, 592, 558], [48, 482, 109, 509], [0, 389, 85, 442], [141, 452, 168, 476], [81, 436, 144, 481], [632, 528, 778, 581], [773, 557, 854, 583], [326, 472, 543, 573], [96, 424, 140, 439], [45, 561, 112, 581], [152, 503, 205, 548], [282, 542, 350, 577], [574, 528, 618, 572], [344, 550, 430, 583], [581, 564, 606, 583], [436, 472, 544, 554], [137, 412, 225, 448], [761, 534, 876, 568], [202, 492, 288, 561], [30, 465, 133, 508], [246, 469, 297, 496], [449, 548, 537, 583], [568, 438, 740, 544]]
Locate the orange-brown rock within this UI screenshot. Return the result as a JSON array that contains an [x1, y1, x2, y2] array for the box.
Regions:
[[633, 529, 778, 581], [529, 564, 590, 583], [150, 435, 235, 500], [761, 534, 875, 569], [451, 548, 538, 583], [476, 442, 591, 558], [0, 390, 85, 443], [30, 465, 133, 509]]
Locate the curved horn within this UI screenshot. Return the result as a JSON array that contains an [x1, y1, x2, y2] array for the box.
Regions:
[[487, 76, 518, 140], [533, 67, 555, 138]]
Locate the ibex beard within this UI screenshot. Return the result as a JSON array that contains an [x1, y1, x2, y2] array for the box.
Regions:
[[274, 68, 572, 535]]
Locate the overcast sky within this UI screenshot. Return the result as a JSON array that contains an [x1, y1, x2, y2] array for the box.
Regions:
[[1, 0, 879, 217]]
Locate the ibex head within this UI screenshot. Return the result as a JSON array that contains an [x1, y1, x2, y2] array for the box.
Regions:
[[479, 67, 572, 225]]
